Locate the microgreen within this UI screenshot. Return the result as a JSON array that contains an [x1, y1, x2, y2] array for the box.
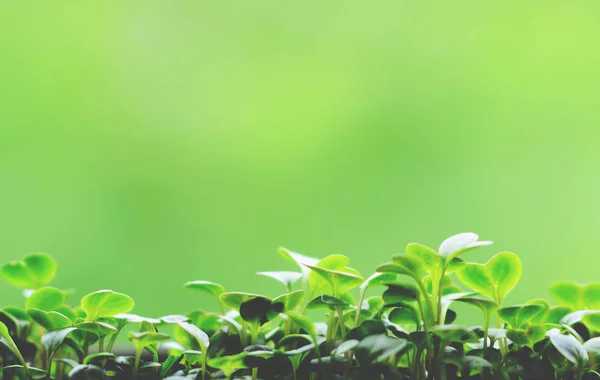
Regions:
[[1, 234, 600, 379]]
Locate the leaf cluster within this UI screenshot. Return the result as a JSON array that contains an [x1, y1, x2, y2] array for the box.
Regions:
[[1, 237, 600, 379]]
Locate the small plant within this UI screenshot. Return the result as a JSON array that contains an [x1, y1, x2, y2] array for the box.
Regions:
[[1, 235, 600, 379]]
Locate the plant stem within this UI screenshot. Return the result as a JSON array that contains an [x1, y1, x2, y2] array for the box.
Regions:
[[106, 327, 123, 353], [354, 287, 367, 327], [82, 332, 89, 357], [251, 324, 260, 380], [133, 347, 142, 377], [415, 279, 435, 327], [483, 310, 490, 353], [336, 306, 346, 338], [98, 336, 104, 352], [435, 267, 447, 325], [416, 299, 433, 372], [326, 309, 336, 346]]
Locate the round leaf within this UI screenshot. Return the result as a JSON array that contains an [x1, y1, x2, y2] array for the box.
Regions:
[[81, 290, 134, 320], [26, 287, 65, 311], [456, 252, 521, 302], [184, 281, 225, 298], [0, 253, 57, 289]]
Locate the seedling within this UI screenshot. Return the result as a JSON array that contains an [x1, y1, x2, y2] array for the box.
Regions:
[[1, 234, 600, 379]]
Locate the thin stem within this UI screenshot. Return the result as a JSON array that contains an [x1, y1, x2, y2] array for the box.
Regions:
[[98, 336, 104, 352], [133, 347, 142, 377], [336, 306, 347, 338], [483, 309, 490, 352], [46, 353, 54, 378], [415, 278, 435, 328], [436, 267, 447, 325], [82, 332, 90, 357], [107, 327, 123, 353], [416, 299, 433, 371], [354, 287, 367, 327], [326, 309, 336, 346], [201, 351, 208, 380]]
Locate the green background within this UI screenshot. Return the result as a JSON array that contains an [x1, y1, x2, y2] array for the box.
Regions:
[[1, 2, 599, 320]]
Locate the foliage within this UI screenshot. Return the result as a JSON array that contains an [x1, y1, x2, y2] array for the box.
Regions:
[[1, 233, 600, 379]]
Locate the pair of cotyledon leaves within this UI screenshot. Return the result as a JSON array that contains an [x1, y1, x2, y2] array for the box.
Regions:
[[378, 233, 522, 304]]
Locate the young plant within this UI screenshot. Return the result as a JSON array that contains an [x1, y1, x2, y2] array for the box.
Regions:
[[2, 235, 600, 379]]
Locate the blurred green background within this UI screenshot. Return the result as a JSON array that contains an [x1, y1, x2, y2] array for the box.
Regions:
[[1, 2, 600, 319]]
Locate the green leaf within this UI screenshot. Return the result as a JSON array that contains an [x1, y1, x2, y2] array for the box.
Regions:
[[83, 352, 116, 365], [25, 287, 65, 311], [406, 243, 442, 273], [128, 330, 170, 350], [332, 339, 359, 355], [42, 327, 77, 363], [582, 284, 600, 308], [278, 247, 319, 280], [0, 321, 27, 368], [547, 305, 574, 324], [549, 332, 589, 365], [347, 320, 387, 341], [388, 303, 421, 326], [497, 304, 545, 328], [375, 255, 426, 281], [359, 272, 398, 292], [560, 310, 600, 326], [506, 325, 546, 346], [550, 281, 581, 308], [441, 292, 498, 321], [438, 232, 492, 261], [160, 314, 190, 324], [257, 271, 302, 289], [382, 282, 420, 305], [273, 290, 305, 312], [355, 334, 408, 364], [114, 313, 161, 324], [74, 321, 118, 337], [68, 364, 106, 379], [525, 299, 550, 324], [306, 294, 349, 310], [431, 325, 480, 344], [81, 290, 135, 320], [220, 292, 265, 311], [176, 321, 209, 349], [284, 312, 316, 341], [0, 253, 58, 289], [443, 355, 493, 376], [184, 281, 225, 298], [456, 252, 521, 302], [28, 309, 73, 331], [305, 254, 364, 296], [239, 296, 284, 326], [3, 365, 46, 379], [208, 352, 248, 378]]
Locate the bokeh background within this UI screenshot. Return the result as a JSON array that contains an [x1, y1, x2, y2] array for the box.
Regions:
[[1, 2, 600, 321]]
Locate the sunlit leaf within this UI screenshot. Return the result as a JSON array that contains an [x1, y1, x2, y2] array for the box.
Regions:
[[257, 271, 302, 289], [25, 287, 65, 311], [81, 290, 134, 320], [438, 232, 492, 261], [0, 253, 58, 289], [498, 304, 545, 328], [456, 252, 521, 302], [176, 321, 209, 349], [184, 281, 226, 297]]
